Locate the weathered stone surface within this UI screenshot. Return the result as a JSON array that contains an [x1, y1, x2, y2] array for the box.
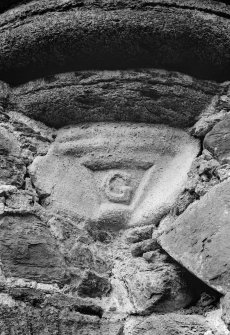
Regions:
[[0, 0, 230, 84], [0, 215, 68, 285], [68, 242, 111, 275], [29, 123, 199, 227], [0, 80, 9, 106], [130, 238, 158, 257], [0, 294, 123, 335], [110, 234, 199, 316], [0, 125, 26, 188], [205, 309, 230, 335], [0, 1, 228, 333], [221, 293, 230, 330], [158, 180, 230, 293], [112, 256, 197, 315], [10, 70, 219, 128], [204, 116, 230, 164], [77, 271, 111, 298], [124, 313, 211, 335], [171, 149, 221, 215], [0, 302, 102, 335], [125, 225, 154, 243]]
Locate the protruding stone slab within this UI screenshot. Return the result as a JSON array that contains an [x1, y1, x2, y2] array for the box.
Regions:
[[158, 180, 230, 294], [11, 70, 219, 128]]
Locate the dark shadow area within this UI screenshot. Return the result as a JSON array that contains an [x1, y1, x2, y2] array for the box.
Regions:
[[3, 55, 230, 87], [164, 252, 222, 314], [0, 0, 30, 13]]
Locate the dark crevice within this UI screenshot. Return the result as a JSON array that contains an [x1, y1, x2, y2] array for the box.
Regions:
[[29, 323, 34, 335], [8, 288, 44, 308], [5, 60, 227, 87], [72, 305, 103, 318], [184, 286, 221, 314], [161, 248, 222, 312], [0, 1, 30, 14], [6, 286, 104, 318], [117, 325, 125, 335], [21, 169, 31, 191], [37, 193, 50, 207]]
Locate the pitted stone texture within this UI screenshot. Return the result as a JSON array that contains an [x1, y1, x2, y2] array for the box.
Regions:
[[111, 249, 197, 315], [221, 293, 230, 330], [7, 111, 55, 166], [77, 271, 111, 298], [0, 287, 121, 334], [171, 149, 221, 216], [2, 0, 230, 15], [205, 309, 230, 335], [0, 299, 124, 335], [0, 125, 26, 187], [158, 180, 230, 294], [0, 81, 9, 106], [124, 313, 210, 335], [204, 116, 230, 164], [0, 153, 25, 187], [0, 215, 68, 285], [0, 303, 103, 335], [0, 1, 230, 84], [29, 123, 199, 228], [11, 70, 219, 128]]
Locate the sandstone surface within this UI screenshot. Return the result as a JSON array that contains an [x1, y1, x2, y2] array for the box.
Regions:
[[0, 0, 229, 84], [221, 293, 230, 330], [29, 123, 199, 227], [0, 0, 229, 334], [10, 70, 219, 128], [124, 313, 212, 335], [158, 180, 230, 294], [204, 116, 230, 164]]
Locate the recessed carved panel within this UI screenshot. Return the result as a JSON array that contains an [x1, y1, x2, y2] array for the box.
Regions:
[[29, 123, 199, 229]]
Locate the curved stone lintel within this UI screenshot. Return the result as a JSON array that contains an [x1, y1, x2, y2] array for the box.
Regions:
[[10, 70, 220, 128], [0, 0, 230, 84]]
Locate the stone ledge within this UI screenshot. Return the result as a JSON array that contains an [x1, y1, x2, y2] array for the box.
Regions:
[[9, 70, 220, 128], [0, 0, 230, 84]]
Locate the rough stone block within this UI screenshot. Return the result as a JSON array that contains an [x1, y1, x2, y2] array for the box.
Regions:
[[0, 215, 68, 285], [204, 116, 230, 164], [158, 180, 230, 293]]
